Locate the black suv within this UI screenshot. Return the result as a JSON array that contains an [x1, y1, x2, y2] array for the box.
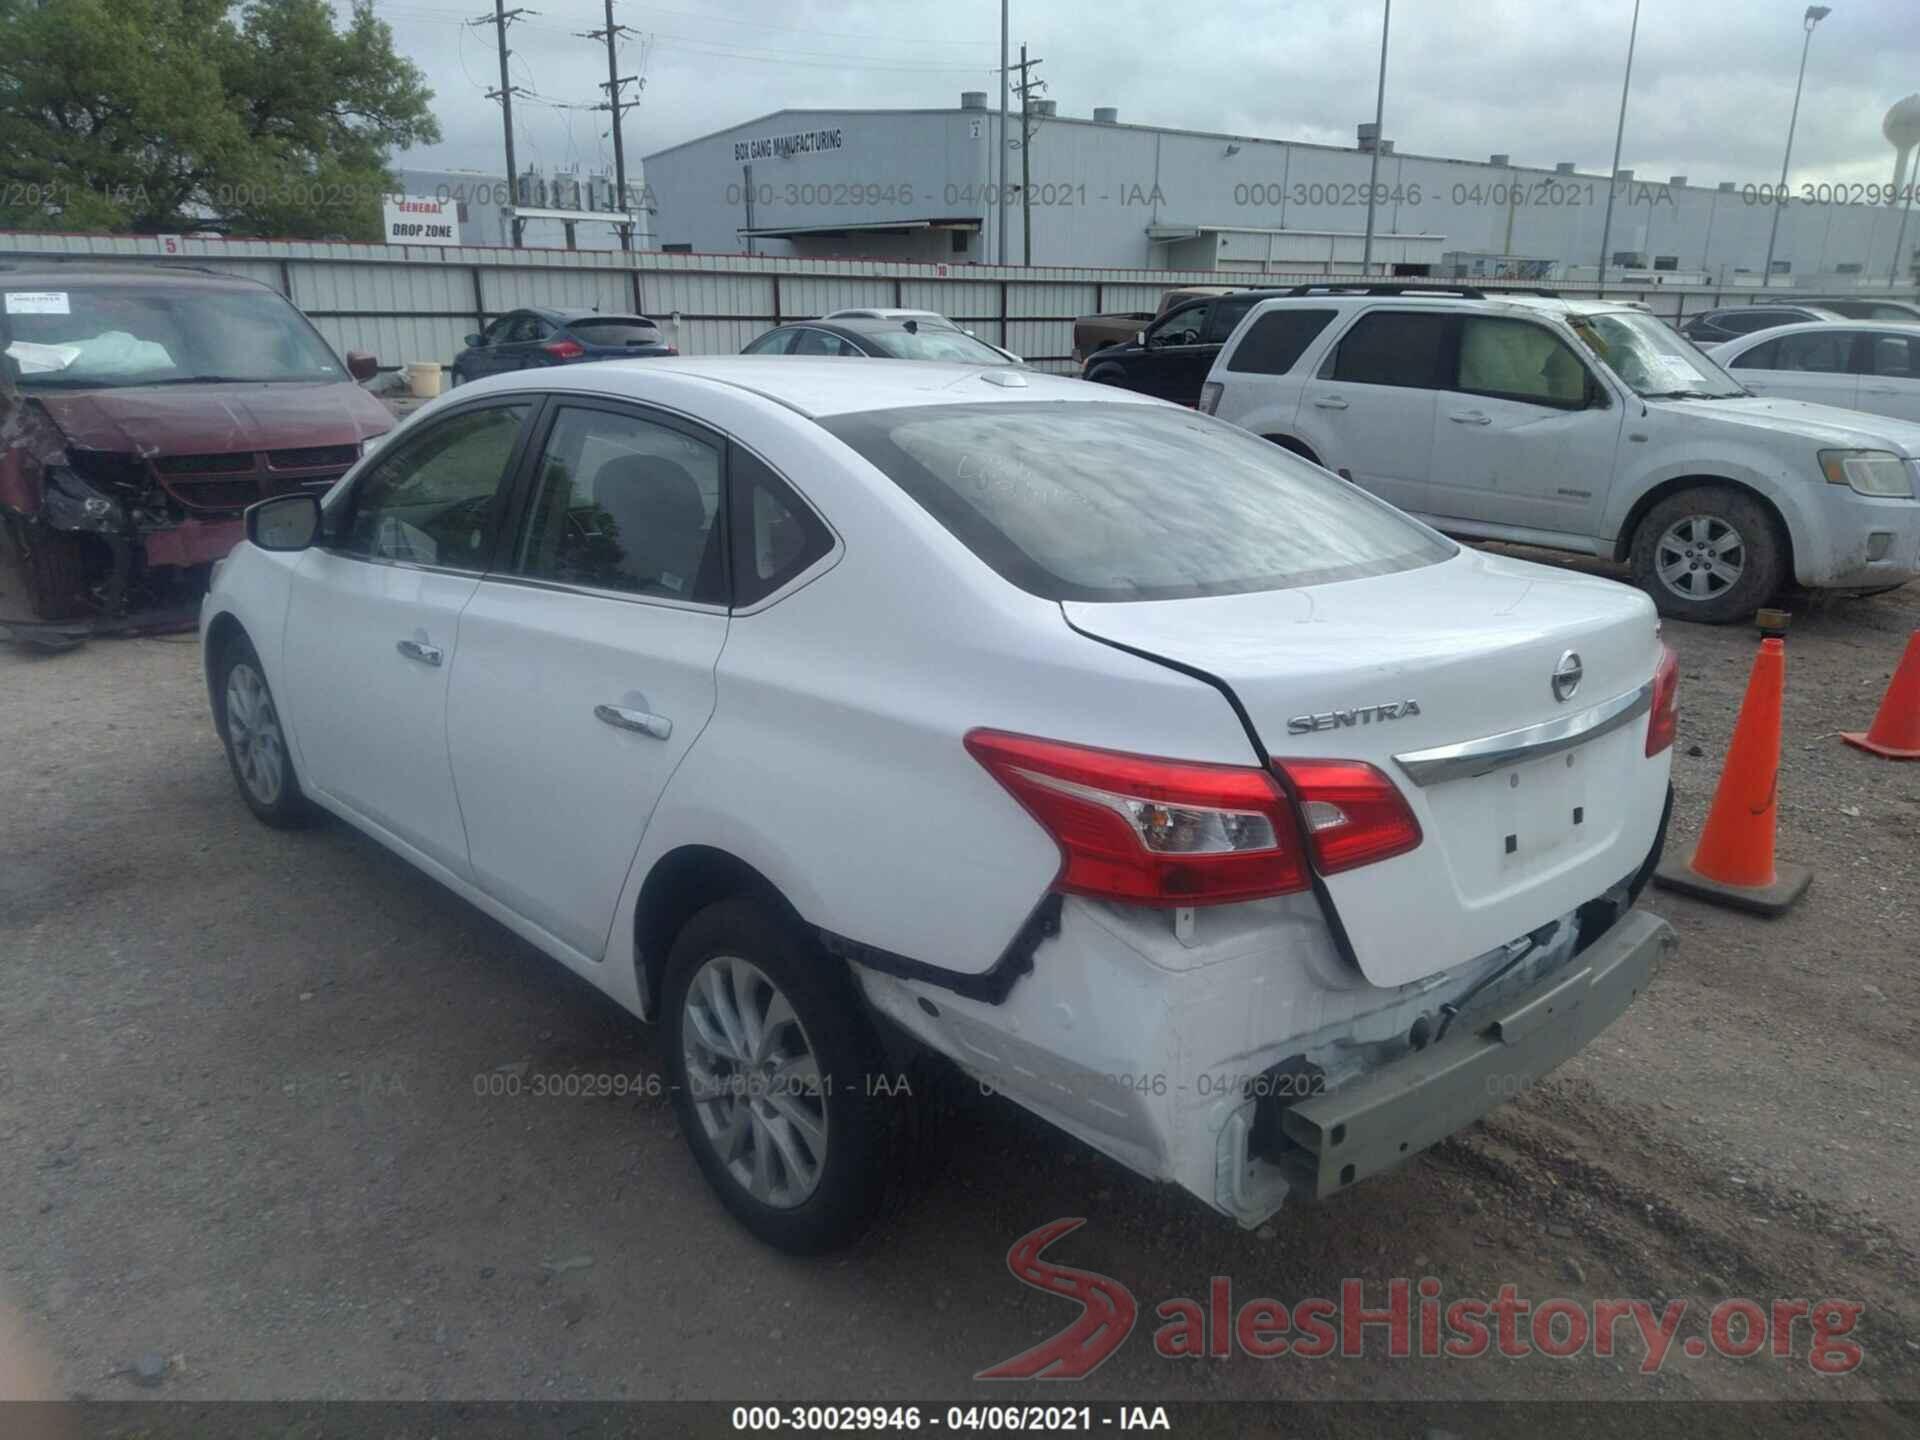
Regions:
[[1677, 304, 1845, 346]]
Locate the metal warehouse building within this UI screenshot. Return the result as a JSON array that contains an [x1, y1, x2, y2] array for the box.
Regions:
[[644, 93, 1917, 284]]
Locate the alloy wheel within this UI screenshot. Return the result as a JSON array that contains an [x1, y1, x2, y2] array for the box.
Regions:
[[225, 662, 286, 806], [680, 955, 828, 1209], [1655, 514, 1745, 603]]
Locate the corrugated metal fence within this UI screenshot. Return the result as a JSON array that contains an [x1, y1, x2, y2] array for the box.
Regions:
[[4, 230, 1915, 375]]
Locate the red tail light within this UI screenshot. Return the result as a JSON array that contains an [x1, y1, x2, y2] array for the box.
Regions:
[[544, 338, 585, 360], [965, 731, 1424, 907], [1273, 758, 1423, 874], [663, 344, 680, 356], [1646, 643, 1680, 756]]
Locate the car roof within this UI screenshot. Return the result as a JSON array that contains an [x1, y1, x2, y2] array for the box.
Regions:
[[0, 264, 274, 293], [451, 354, 1157, 419], [1703, 303, 1839, 317], [822, 307, 954, 324], [529, 307, 654, 324], [1242, 291, 1642, 321], [1714, 318, 1920, 347]]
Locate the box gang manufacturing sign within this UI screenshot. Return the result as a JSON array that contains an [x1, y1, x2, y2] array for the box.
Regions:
[[733, 127, 847, 162], [382, 194, 457, 246]]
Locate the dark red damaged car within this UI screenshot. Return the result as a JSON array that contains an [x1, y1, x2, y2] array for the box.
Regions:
[[0, 265, 392, 646]]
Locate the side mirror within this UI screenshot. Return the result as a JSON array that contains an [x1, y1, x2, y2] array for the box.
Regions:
[[1135, 330, 1147, 347], [246, 493, 321, 552], [345, 350, 378, 382], [464, 333, 483, 348]]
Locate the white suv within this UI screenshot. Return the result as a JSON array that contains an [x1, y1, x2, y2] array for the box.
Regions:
[[1201, 285, 1920, 622], [203, 358, 1676, 1252]]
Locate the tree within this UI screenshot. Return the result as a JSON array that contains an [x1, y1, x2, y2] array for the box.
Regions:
[[0, 0, 439, 239]]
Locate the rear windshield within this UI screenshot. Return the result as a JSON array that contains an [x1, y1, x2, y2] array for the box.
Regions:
[[568, 318, 660, 345], [862, 327, 1010, 364], [818, 401, 1453, 603]]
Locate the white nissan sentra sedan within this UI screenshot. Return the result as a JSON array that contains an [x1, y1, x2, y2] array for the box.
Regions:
[[202, 357, 1678, 1253]]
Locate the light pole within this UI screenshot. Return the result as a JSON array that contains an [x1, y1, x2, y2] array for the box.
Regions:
[[1359, 0, 1390, 276], [1595, 0, 1642, 292], [1762, 5, 1832, 285], [998, 0, 1009, 267]]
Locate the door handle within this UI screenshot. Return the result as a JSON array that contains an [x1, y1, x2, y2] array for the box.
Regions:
[[395, 638, 443, 666], [1312, 395, 1349, 410], [594, 704, 672, 741], [1448, 410, 1493, 425], [1861, 387, 1899, 395]]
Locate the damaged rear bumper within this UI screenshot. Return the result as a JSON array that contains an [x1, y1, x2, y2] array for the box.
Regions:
[[1223, 908, 1674, 1211]]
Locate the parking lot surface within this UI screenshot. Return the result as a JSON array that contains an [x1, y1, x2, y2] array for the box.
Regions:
[[2, 574, 1918, 1413]]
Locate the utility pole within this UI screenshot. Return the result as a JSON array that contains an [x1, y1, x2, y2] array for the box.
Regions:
[[1010, 47, 1044, 265], [582, 0, 643, 251], [997, 0, 1008, 266], [472, 2, 534, 247], [1762, 6, 1833, 286], [1596, 0, 1642, 291], [1360, 0, 1389, 275]]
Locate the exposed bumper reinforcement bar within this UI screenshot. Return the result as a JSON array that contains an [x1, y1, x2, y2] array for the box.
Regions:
[[1276, 908, 1675, 1199]]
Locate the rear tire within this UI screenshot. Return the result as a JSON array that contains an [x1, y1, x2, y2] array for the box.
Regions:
[[663, 898, 895, 1254], [1629, 486, 1784, 625], [216, 633, 314, 828]]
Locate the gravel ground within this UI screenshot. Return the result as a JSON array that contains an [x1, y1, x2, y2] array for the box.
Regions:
[[2, 569, 1918, 1419]]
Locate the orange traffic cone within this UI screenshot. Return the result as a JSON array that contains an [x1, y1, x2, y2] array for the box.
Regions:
[[1841, 630, 1920, 761], [1654, 637, 1811, 916]]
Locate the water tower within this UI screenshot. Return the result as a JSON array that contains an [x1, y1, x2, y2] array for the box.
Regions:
[[1888, 94, 1920, 191]]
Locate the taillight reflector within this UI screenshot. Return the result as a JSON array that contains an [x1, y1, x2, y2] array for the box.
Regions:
[[1272, 758, 1423, 874], [1646, 643, 1680, 756]]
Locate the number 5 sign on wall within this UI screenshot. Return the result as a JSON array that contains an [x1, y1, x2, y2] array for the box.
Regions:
[[156, 235, 184, 255]]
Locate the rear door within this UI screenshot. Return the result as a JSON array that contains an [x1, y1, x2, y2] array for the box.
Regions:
[[444, 399, 733, 959], [1425, 314, 1624, 536], [1857, 332, 1920, 424], [1724, 329, 1860, 409], [1298, 308, 1448, 513], [284, 400, 534, 876]]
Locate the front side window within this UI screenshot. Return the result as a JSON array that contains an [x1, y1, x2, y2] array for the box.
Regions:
[[1866, 335, 1919, 378], [1454, 317, 1589, 408], [512, 405, 724, 603], [333, 404, 529, 566], [1729, 338, 1780, 370], [819, 401, 1453, 603], [1328, 310, 1451, 389], [1148, 303, 1210, 348], [743, 329, 797, 355]]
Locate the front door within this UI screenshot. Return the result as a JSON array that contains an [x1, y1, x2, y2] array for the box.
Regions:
[[1425, 314, 1625, 537], [445, 400, 731, 959], [282, 400, 534, 876], [1130, 300, 1216, 402]]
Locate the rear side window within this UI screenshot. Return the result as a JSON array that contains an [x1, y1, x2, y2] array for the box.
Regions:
[[744, 329, 797, 355], [567, 318, 659, 345], [793, 329, 860, 357], [1770, 331, 1853, 373], [1205, 296, 1260, 344], [1226, 308, 1336, 374], [1328, 311, 1451, 389], [730, 448, 835, 606], [819, 401, 1453, 603]]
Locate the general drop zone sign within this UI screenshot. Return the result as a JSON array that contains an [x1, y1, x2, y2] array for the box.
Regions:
[[733, 128, 846, 162], [382, 195, 457, 246]]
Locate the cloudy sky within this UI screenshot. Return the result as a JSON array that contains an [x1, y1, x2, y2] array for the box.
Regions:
[[359, 0, 1920, 189]]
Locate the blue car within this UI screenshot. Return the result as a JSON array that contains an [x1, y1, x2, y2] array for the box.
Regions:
[[450, 307, 676, 385]]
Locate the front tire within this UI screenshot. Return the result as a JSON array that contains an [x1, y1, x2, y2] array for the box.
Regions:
[[663, 898, 895, 1254], [216, 634, 313, 828], [1629, 486, 1784, 624]]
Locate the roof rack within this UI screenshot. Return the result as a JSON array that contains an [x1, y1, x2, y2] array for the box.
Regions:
[[1282, 282, 1486, 298], [0, 258, 228, 276], [1484, 286, 1563, 297]]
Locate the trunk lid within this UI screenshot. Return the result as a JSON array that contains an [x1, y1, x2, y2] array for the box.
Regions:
[[1064, 547, 1671, 988]]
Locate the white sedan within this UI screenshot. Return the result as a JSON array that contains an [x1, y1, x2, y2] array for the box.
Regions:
[[1711, 320, 1920, 426], [203, 357, 1677, 1253]]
